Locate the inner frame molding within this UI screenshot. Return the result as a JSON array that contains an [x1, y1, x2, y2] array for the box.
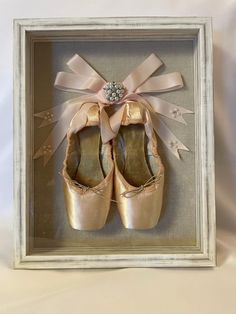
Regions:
[[14, 17, 215, 268]]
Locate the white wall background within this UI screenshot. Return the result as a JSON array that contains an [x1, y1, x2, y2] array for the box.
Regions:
[[1, 1, 236, 313]]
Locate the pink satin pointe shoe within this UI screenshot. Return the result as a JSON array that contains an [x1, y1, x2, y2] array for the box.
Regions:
[[112, 101, 165, 230], [62, 103, 114, 230]]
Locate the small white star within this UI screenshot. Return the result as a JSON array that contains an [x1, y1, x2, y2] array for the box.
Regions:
[[169, 141, 179, 150], [171, 108, 181, 119]]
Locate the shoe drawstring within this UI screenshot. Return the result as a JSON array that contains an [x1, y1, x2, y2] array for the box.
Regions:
[[58, 171, 119, 203], [120, 175, 162, 198], [59, 172, 162, 201]]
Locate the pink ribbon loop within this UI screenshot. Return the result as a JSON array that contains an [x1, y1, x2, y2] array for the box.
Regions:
[[54, 72, 104, 94], [136, 72, 184, 93], [67, 54, 106, 82], [34, 53, 193, 165], [123, 53, 163, 92]]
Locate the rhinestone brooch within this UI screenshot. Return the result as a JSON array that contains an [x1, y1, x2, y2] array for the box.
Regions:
[[103, 82, 125, 103]]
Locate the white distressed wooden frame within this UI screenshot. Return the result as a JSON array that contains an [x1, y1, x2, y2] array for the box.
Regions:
[[14, 17, 215, 269]]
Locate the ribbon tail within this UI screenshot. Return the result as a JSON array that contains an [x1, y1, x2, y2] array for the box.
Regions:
[[34, 95, 97, 128], [33, 118, 70, 166], [34, 105, 62, 128], [109, 105, 127, 138], [150, 113, 190, 159], [99, 106, 116, 143], [144, 95, 193, 125], [34, 101, 87, 165]]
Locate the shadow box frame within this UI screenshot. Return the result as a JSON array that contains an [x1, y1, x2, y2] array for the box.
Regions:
[[14, 16, 216, 269]]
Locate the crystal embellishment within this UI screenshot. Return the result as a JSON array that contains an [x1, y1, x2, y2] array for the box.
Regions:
[[103, 82, 125, 103], [44, 112, 53, 122]]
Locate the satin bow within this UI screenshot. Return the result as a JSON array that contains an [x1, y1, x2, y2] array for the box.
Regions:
[[34, 53, 193, 165]]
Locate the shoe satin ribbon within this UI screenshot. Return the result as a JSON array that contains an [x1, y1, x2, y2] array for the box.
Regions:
[[34, 53, 193, 165]]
